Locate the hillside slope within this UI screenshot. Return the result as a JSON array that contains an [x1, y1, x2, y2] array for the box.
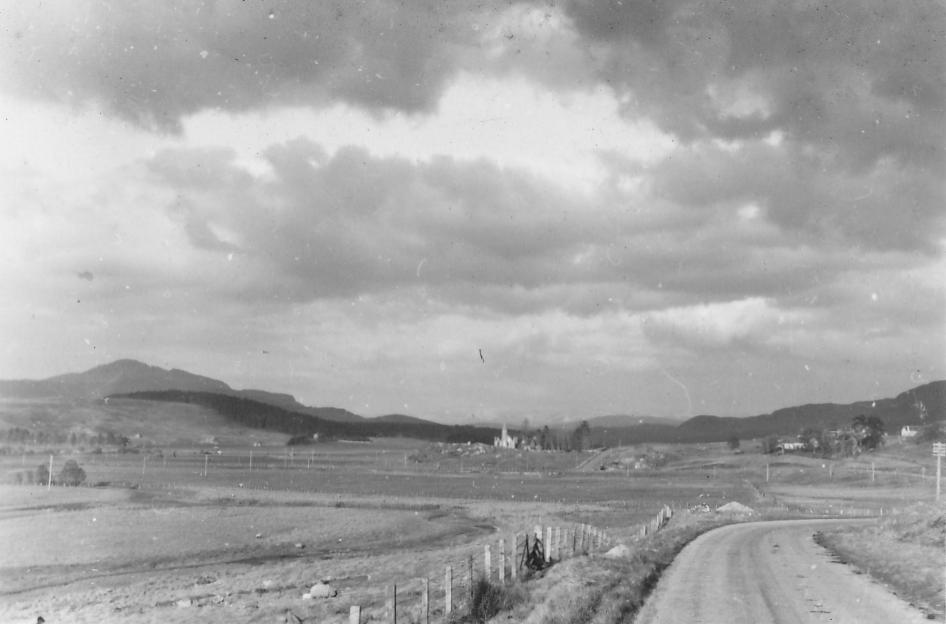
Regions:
[[676, 380, 946, 442], [109, 390, 500, 444], [0, 359, 363, 423]]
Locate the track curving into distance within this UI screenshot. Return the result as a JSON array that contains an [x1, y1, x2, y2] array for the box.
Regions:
[[634, 519, 930, 624]]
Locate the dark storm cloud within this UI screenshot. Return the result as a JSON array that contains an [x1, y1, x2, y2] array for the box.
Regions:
[[146, 139, 608, 304], [651, 141, 946, 251], [1, 0, 494, 130], [564, 0, 945, 170], [145, 140, 898, 316]]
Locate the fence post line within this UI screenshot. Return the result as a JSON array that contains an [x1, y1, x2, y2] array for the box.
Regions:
[[468, 556, 474, 605], [484, 544, 491, 581], [510, 535, 518, 581], [445, 566, 453, 614], [421, 577, 429, 624], [349, 605, 361, 624], [498, 539, 506, 584]]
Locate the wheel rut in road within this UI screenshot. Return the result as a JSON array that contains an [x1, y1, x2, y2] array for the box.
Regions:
[[634, 519, 929, 624]]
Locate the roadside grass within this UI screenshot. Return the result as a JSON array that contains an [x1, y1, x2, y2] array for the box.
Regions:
[[815, 501, 945, 620], [493, 512, 733, 624]]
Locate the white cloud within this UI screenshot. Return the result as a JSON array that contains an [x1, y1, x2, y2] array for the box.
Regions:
[[643, 298, 811, 349], [179, 73, 675, 193]]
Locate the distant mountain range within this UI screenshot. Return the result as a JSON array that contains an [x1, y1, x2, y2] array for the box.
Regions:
[[0, 359, 365, 423], [578, 414, 682, 428], [1, 359, 942, 444], [585, 380, 946, 445]]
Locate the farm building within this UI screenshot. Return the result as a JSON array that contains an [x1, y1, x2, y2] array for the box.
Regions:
[[776, 440, 806, 453]]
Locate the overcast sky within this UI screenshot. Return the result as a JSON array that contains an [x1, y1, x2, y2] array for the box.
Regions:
[[1, 1, 943, 423]]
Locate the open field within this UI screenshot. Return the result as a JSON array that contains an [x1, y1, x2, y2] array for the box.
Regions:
[[816, 502, 946, 619], [0, 438, 941, 623]]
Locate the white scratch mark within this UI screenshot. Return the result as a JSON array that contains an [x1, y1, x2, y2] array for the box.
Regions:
[[660, 368, 693, 416]]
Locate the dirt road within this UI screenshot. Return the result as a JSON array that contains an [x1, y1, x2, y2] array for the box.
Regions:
[[634, 519, 930, 624]]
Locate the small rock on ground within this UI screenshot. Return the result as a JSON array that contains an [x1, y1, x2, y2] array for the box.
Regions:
[[716, 501, 754, 515], [605, 544, 632, 559]]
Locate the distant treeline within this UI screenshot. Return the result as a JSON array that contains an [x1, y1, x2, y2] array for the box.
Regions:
[[109, 391, 500, 444], [586, 381, 945, 446], [1, 426, 128, 448]]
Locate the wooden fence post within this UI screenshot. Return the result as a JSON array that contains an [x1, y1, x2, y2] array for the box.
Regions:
[[484, 544, 491, 581], [554, 527, 561, 560], [386, 584, 396, 623], [510, 535, 518, 581], [469, 556, 474, 605], [445, 566, 453, 615], [498, 539, 506, 584], [421, 577, 429, 624], [545, 527, 552, 563], [349, 605, 361, 624]]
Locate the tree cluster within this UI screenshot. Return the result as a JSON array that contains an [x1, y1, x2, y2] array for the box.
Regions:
[[33, 459, 86, 487], [516, 420, 593, 451], [1, 427, 129, 449], [764, 415, 886, 457], [113, 391, 501, 444]]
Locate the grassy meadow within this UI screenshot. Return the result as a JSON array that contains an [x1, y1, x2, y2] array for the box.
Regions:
[[0, 414, 942, 623], [815, 501, 945, 620]]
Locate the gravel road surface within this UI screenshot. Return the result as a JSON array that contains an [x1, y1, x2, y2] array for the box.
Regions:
[[635, 519, 930, 624]]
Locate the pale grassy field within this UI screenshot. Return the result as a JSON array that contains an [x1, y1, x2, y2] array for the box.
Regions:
[[0, 440, 753, 624], [0, 438, 938, 623]]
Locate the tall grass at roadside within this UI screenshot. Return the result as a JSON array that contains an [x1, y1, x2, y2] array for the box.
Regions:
[[815, 502, 945, 620], [444, 576, 529, 624], [494, 514, 731, 624]]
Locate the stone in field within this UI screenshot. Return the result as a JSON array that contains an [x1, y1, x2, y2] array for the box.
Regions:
[[716, 501, 754, 515], [604, 544, 632, 559], [307, 581, 337, 598]]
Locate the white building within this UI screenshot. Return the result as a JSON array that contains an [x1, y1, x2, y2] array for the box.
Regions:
[[494, 424, 517, 449]]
